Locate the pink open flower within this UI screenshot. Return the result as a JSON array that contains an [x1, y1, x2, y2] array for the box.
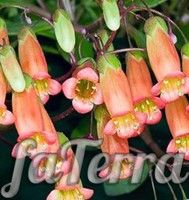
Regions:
[[165, 96, 189, 160], [47, 174, 94, 200], [126, 51, 165, 124], [18, 27, 61, 104], [145, 16, 189, 103], [62, 62, 103, 114], [98, 54, 146, 138]]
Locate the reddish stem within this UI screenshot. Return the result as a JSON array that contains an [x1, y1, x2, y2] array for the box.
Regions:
[[52, 106, 75, 122]]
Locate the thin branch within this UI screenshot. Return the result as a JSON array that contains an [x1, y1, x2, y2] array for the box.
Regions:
[[140, 127, 164, 158], [103, 31, 117, 51], [37, 0, 49, 11], [52, 106, 75, 122], [107, 48, 145, 54]]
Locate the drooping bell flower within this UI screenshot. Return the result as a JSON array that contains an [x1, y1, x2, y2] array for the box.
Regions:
[[98, 53, 146, 138], [47, 174, 94, 200], [0, 18, 9, 45], [0, 45, 26, 93], [0, 67, 14, 125], [144, 16, 189, 103], [12, 77, 59, 158], [18, 27, 61, 103], [95, 105, 133, 179], [62, 58, 103, 114], [165, 96, 189, 160], [126, 51, 165, 124]]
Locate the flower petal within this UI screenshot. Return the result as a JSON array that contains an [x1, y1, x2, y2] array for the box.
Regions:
[[72, 98, 93, 114], [104, 120, 116, 135], [93, 83, 103, 105], [76, 67, 98, 83], [0, 110, 15, 125], [80, 188, 94, 199], [62, 78, 77, 99], [46, 190, 62, 200], [166, 139, 177, 153], [48, 79, 62, 95]]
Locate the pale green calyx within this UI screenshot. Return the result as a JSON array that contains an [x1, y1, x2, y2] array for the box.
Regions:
[[77, 57, 96, 69], [182, 43, 189, 57], [0, 45, 26, 92], [102, 0, 120, 31], [128, 50, 145, 61], [144, 16, 168, 36], [97, 53, 121, 74], [53, 9, 75, 53], [0, 18, 6, 29], [18, 26, 36, 41]]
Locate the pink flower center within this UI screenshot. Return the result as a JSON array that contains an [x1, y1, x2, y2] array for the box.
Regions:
[[75, 79, 96, 100], [34, 79, 49, 94], [112, 112, 140, 135], [134, 98, 158, 120], [175, 135, 189, 152], [160, 77, 185, 96]]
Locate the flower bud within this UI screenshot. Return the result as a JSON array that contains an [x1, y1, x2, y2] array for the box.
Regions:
[[102, 0, 120, 31], [53, 9, 75, 53], [0, 45, 25, 92]]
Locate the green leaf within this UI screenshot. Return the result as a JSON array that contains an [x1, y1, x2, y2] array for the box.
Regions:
[[71, 117, 90, 139], [104, 161, 151, 196], [125, 0, 167, 8], [6, 17, 52, 36], [127, 24, 146, 48], [0, 0, 34, 8]]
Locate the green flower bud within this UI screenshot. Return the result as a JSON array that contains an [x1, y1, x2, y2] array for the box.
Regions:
[[53, 9, 75, 53], [0, 45, 26, 92], [102, 0, 120, 31], [144, 16, 168, 36]]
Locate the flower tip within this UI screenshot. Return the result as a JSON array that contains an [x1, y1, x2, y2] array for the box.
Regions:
[[144, 16, 168, 36]]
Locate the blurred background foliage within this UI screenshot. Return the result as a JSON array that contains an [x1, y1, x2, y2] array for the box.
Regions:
[[1, 0, 189, 199]]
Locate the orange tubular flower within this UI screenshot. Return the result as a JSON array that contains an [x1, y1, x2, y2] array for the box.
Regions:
[[126, 51, 165, 124], [98, 53, 146, 138], [18, 27, 61, 104], [47, 174, 94, 200], [95, 105, 133, 180], [144, 16, 189, 103], [165, 96, 189, 160], [12, 77, 59, 157]]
